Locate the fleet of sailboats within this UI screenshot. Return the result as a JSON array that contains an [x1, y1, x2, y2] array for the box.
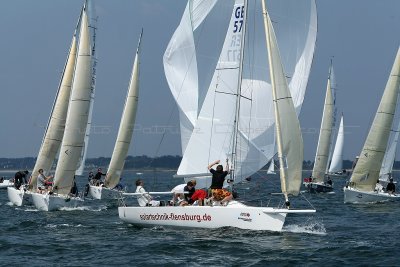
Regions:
[[118, 0, 317, 231], [3, 0, 400, 231], [344, 46, 400, 204]]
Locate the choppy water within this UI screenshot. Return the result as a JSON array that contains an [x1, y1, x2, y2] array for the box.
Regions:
[[0, 170, 399, 266]]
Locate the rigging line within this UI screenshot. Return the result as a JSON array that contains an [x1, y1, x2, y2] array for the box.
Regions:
[[214, 90, 252, 101], [207, 72, 219, 166], [299, 191, 316, 210]]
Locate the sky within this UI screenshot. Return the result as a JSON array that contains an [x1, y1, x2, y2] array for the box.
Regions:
[[0, 0, 400, 161]]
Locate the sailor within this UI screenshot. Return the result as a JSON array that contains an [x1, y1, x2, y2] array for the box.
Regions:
[[135, 179, 160, 207], [374, 180, 383, 193], [14, 170, 29, 189], [93, 168, 106, 186], [386, 178, 396, 194], [208, 159, 233, 205]]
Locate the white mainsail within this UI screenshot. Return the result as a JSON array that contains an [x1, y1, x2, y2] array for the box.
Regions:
[[29, 34, 78, 190], [311, 73, 334, 183], [350, 46, 400, 192], [76, 1, 97, 176], [53, 6, 94, 195], [329, 114, 344, 173], [379, 104, 400, 181], [105, 32, 142, 189], [263, 0, 303, 197]]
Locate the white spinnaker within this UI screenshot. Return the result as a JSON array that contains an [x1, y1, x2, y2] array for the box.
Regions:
[[163, 0, 217, 153], [54, 8, 93, 195], [263, 1, 303, 196], [165, 0, 316, 157], [76, 0, 97, 176], [177, 0, 268, 188], [329, 115, 344, 173], [379, 97, 400, 181], [350, 47, 400, 192], [105, 33, 141, 189], [311, 77, 334, 183], [29, 35, 78, 189]]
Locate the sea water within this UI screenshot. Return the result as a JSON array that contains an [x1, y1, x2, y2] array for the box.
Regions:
[[0, 170, 399, 266]]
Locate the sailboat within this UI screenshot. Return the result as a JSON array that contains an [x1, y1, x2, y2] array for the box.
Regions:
[[327, 114, 347, 177], [344, 46, 400, 204], [0, 179, 13, 189], [119, 0, 317, 231], [7, 18, 79, 207], [304, 64, 335, 193], [31, 1, 96, 211], [89, 31, 142, 200], [267, 160, 276, 175]]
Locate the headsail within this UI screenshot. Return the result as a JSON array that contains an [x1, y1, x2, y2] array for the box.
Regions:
[[29, 32, 78, 190], [350, 47, 400, 192], [311, 69, 334, 183], [329, 114, 344, 173], [53, 5, 94, 195], [105, 31, 142, 189], [263, 0, 303, 197]]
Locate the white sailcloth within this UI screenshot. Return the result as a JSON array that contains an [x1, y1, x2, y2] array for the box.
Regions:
[[105, 33, 141, 189], [379, 106, 400, 181], [350, 46, 400, 192], [329, 114, 344, 173], [311, 76, 334, 183], [263, 1, 303, 196], [76, 2, 97, 176], [29, 35, 78, 190], [53, 7, 94, 195], [165, 0, 317, 159], [163, 0, 217, 153]]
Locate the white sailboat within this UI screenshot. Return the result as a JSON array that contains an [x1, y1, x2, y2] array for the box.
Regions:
[[119, 0, 316, 231], [344, 46, 400, 204], [31, 1, 95, 211], [89, 31, 142, 200], [0, 179, 13, 189], [7, 18, 79, 207], [267, 160, 276, 175], [327, 114, 347, 177], [304, 64, 335, 193]]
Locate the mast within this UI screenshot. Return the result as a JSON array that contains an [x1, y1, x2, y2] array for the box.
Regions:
[[230, 0, 248, 184]]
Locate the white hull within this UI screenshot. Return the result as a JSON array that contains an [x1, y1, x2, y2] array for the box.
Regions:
[[7, 187, 32, 206], [343, 187, 400, 204], [0, 180, 13, 189], [31, 192, 84, 211], [119, 200, 315, 231], [89, 185, 123, 200]]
